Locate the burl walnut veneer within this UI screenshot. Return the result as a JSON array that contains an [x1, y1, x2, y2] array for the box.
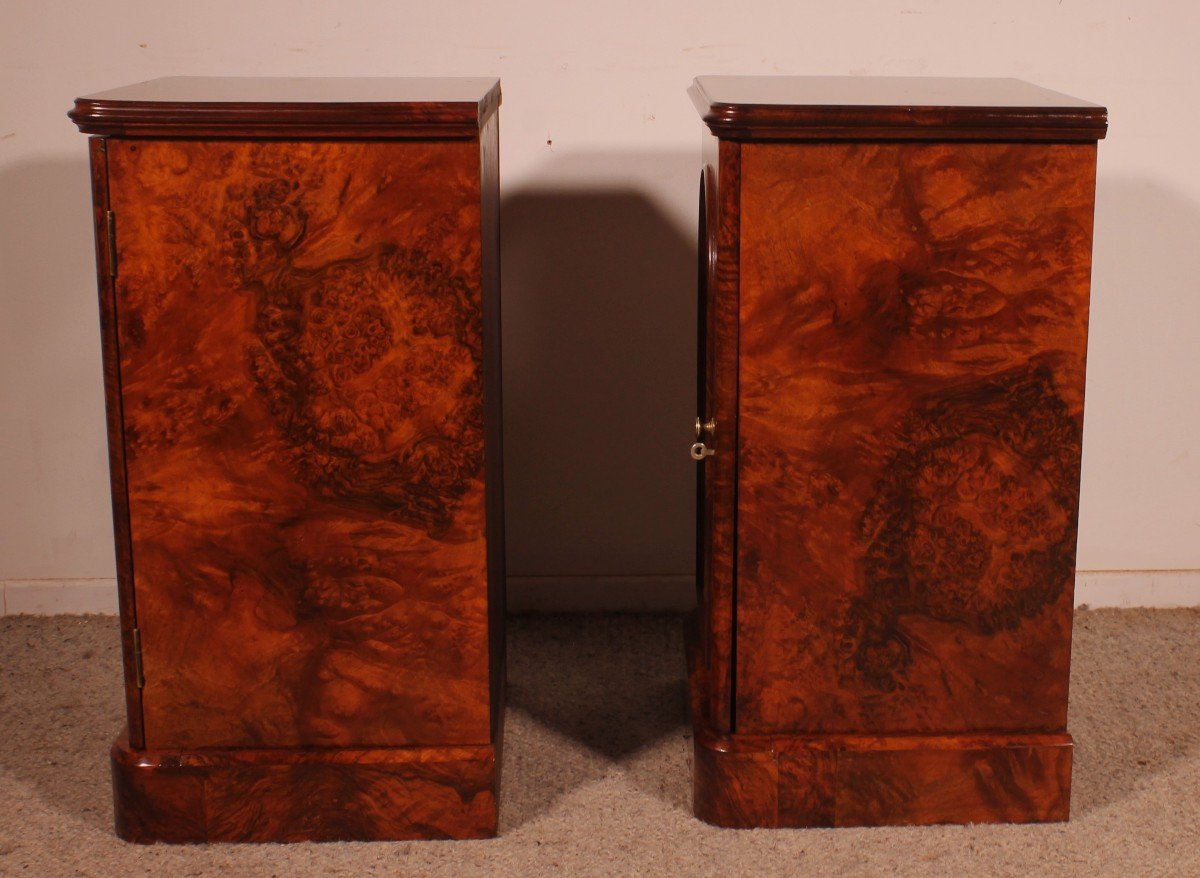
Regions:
[[687, 76, 1106, 828], [70, 77, 505, 843]]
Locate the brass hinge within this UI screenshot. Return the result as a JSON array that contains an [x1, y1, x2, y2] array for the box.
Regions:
[[691, 417, 717, 460], [131, 627, 144, 688], [105, 210, 117, 277]]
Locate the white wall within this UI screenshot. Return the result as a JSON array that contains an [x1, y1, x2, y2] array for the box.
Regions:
[[2, 0, 1198, 613]]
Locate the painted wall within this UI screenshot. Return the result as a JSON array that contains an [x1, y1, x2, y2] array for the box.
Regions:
[[2, 0, 1198, 612]]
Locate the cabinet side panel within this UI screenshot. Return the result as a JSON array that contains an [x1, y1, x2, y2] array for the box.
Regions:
[[479, 112, 506, 744], [736, 142, 1096, 734], [108, 139, 491, 749], [88, 136, 145, 747]]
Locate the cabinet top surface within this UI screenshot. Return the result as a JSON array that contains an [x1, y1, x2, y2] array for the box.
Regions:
[[691, 76, 1106, 141], [70, 76, 502, 138]]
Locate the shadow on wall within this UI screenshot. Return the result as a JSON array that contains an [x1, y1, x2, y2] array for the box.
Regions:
[[1077, 175, 1200, 570], [0, 149, 704, 610], [0, 157, 115, 581], [12, 158, 1195, 617], [501, 152, 699, 612]]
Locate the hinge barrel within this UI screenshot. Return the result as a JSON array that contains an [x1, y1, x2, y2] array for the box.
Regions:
[[131, 627, 144, 688], [106, 210, 117, 277]]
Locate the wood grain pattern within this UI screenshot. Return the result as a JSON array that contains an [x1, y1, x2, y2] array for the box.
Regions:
[[88, 137, 146, 747], [693, 727, 1071, 828], [70, 76, 501, 138], [690, 135, 742, 734], [479, 109, 507, 744], [735, 141, 1097, 736], [111, 729, 497, 843], [689, 76, 1107, 141], [107, 138, 494, 750], [689, 79, 1101, 829], [692, 728, 777, 829]]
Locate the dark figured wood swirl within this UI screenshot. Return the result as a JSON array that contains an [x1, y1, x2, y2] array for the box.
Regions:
[[848, 363, 1081, 694], [734, 141, 1096, 737], [226, 176, 483, 535], [106, 139, 494, 751], [688, 77, 1104, 828]]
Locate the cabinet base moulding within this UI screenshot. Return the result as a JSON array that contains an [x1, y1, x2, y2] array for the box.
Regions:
[[111, 729, 500, 843], [692, 726, 1072, 828]]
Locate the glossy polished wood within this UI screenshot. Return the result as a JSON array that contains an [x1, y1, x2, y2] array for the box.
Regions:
[[689, 77, 1102, 828], [479, 109, 506, 743], [110, 137, 493, 750], [692, 137, 741, 734], [75, 78, 504, 842], [88, 137, 144, 746], [736, 141, 1094, 735], [111, 729, 498, 842], [693, 728, 1072, 828], [690, 76, 1107, 141], [71, 76, 501, 138]]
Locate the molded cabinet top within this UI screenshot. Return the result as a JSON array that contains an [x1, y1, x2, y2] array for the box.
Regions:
[[690, 76, 1106, 141], [70, 76, 501, 138]]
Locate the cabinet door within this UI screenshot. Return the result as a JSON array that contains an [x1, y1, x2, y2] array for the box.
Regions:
[[107, 139, 491, 749], [694, 144, 741, 732], [735, 141, 1096, 735]]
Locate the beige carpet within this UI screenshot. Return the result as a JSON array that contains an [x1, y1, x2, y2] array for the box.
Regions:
[[0, 609, 1197, 877]]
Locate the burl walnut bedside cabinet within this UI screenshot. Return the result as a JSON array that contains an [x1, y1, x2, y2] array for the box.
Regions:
[[686, 76, 1106, 828], [69, 77, 505, 843]]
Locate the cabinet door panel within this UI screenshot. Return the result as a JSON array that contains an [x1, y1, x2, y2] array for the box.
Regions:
[[693, 138, 742, 732], [735, 142, 1095, 734], [109, 139, 490, 749]]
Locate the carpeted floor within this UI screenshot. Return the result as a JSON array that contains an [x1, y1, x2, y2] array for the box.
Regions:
[[0, 609, 1197, 877]]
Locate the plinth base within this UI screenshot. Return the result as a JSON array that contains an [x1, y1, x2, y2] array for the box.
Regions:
[[111, 729, 499, 843], [692, 725, 1071, 828]]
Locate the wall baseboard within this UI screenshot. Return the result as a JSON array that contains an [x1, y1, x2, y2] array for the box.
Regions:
[[1074, 569, 1200, 609], [507, 575, 695, 612], [3, 570, 1199, 616], [2, 579, 120, 615]]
